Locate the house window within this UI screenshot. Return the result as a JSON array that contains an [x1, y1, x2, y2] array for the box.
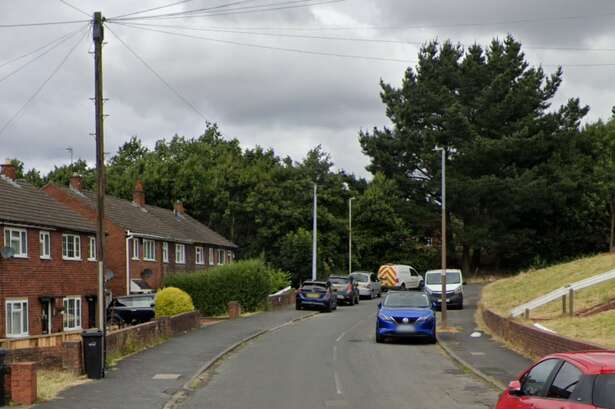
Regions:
[[143, 239, 155, 261], [195, 247, 204, 265], [62, 234, 81, 260], [88, 237, 96, 261], [175, 244, 185, 264], [132, 238, 139, 260], [6, 299, 28, 338], [63, 296, 81, 331], [208, 248, 214, 265], [227, 250, 233, 264], [39, 231, 51, 259], [217, 249, 225, 265], [3, 228, 27, 258], [162, 242, 169, 263]]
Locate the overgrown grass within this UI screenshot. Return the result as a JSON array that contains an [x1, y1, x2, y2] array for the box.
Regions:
[[106, 333, 168, 367], [546, 310, 615, 349], [482, 253, 615, 316], [37, 370, 89, 402]]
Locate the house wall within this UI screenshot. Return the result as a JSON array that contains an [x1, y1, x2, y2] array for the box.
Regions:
[[0, 226, 97, 338]]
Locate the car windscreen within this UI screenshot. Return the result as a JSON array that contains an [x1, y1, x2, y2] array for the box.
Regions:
[[329, 277, 348, 284], [594, 374, 615, 408], [350, 274, 368, 282], [383, 293, 430, 308], [302, 282, 328, 291], [425, 272, 461, 285], [117, 297, 154, 308]]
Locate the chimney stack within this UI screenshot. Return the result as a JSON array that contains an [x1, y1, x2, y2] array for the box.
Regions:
[[133, 179, 145, 207], [69, 174, 83, 192], [0, 160, 17, 181], [174, 200, 185, 214]]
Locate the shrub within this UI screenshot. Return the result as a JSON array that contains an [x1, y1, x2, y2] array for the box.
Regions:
[[268, 268, 291, 293], [155, 287, 195, 318], [164, 259, 280, 316]]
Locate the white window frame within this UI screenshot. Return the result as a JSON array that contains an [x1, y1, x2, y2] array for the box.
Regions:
[[132, 238, 140, 260], [4, 227, 27, 258], [62, 234, 81, 261], [143, 239, 156, 261], [175, 244, 185, 264], [227, 250, 233, 264], [208, 248, 214, 266], [217, 249, 225, 265], [39, 231, 51, 259], [88, 236, 96, 261], [63, 296, 82, 331], [6, 299, 28, 338], [162, 242, 169, 263], [195, 247, 204, 265]]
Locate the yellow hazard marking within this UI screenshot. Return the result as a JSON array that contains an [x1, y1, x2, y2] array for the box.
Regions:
[[378, 265, 397, 287]]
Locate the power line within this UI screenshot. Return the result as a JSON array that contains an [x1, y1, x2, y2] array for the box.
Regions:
[[58, 0, 91, 18], [104, 24, 209, 122], [111, 0, 200, 19], [0, 18, 90, 29], [0, 26, 89, 139], [110, 21, 414, 63]]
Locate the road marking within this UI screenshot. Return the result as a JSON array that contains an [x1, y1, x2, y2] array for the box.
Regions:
[[470, 331, 482, 338], [153, 373, 181, 380], [333, 345, 337, 362], [335, 331, 347, 343], [470, 352, 486, 356], [334, 371, 343, 395]]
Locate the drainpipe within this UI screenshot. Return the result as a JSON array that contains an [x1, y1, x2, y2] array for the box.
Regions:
[[126, 231, 134, 296]]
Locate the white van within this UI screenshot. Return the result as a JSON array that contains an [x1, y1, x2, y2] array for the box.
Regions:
[[377, 264, 423, 290], [424, 269, 464, 309]]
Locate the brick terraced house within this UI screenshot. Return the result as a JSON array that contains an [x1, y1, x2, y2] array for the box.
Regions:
[[44, 177, 237, 297], [0, 163, 99, 339]]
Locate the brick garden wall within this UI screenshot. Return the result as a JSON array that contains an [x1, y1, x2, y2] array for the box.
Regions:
[[481, 307, 606, 359], [267, 288, 296, 309]]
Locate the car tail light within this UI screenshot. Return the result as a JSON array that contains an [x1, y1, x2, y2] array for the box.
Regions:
[[347, 284, 353, 292], [395, 277, 399, 283]]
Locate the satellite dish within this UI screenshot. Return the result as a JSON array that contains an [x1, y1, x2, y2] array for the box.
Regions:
[[104, 270, 115, 282], [141, 269, 153, 279], [0, 247, 15, 259]]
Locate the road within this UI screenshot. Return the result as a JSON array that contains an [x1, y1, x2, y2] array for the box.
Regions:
[[181, 298, 499, 409]]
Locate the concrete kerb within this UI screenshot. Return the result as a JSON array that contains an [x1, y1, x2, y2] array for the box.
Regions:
[[162, 311, 320, 409], [437, 337, 506, 392]]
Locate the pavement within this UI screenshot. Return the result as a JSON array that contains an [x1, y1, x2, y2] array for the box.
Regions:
[[437, 284, 532, 388], [180, 298, 499, 409], [34, 308, 314, 409]]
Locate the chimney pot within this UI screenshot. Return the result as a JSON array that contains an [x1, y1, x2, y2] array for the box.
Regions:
[[133, 179, 145, 207], [0, 160, 17, 181], [69, 173, 83, 192], [174, 200, 185, 214]]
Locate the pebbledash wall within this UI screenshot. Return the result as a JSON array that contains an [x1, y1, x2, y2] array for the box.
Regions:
[[480, 307, 606, 359]]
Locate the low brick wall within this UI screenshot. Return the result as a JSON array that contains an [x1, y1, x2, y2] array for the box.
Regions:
[[268, 288, 296, 309], [481, 307, 606, 359]]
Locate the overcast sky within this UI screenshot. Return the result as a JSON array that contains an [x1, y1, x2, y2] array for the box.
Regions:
[[2, 0, 615, 179]]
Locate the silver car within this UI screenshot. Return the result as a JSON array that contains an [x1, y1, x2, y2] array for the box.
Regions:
[[350, 272, 381, 299]]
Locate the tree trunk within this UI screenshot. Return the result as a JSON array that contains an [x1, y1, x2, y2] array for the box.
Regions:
[[610, 201, 615, 252], [462, 244, 471, 275]]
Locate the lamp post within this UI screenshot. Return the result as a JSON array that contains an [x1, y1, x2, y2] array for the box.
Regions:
[[435, 147, 448, 328], [348, 197, 355, 275], [312, 183, 317, 281]]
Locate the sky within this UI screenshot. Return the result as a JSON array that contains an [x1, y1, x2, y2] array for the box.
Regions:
[[2, 0, 615, 179]]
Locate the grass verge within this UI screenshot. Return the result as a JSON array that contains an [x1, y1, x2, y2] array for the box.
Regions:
[[37, 369, 90, 402]]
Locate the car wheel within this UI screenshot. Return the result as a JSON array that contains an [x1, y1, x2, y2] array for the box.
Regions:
[[400, 283, 406, 290], [325, 303, 332, 313], [107, 314, 124, 328], [430, 336, 437, 344], [296, 302, 302, 310], [419, 280, 425, 290], [376, 331, 384, 343]]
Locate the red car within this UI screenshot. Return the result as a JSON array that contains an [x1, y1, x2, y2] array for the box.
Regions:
[[496, 351, 615, 409]]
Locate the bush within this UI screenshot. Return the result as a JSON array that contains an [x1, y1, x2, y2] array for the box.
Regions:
[[155, 287, 195, 318], [164, 259, 279, 316], [267, 268, 291, 293]]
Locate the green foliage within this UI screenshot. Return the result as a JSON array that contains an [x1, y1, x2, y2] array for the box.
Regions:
[[163, 259, 275, 316], [154, 287, 195, 318], [267, 268, 291, 293]]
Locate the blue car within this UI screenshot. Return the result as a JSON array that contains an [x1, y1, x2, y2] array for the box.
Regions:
[[376, 291, 436, 343], [296, 280, 337, 312]]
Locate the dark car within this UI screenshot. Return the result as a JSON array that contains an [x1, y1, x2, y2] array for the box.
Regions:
[[107, 294, 156, 327], [296, 280, 337, 312], [329, 275, 360, 305]]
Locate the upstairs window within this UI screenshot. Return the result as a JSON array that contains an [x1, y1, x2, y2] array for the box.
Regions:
[[143, 239, 155, 261], [195, 247, 204, 265], [62, 234, 81, 260], [175, 244, 185, 264], [162, 242, 169, 263], [88, 237, 96, 261], [39, 231, 51, 259], [4, 228, 27, 258], [132, 238, 139, 260]]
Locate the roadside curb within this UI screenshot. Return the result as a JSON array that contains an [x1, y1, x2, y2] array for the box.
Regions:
[[437, 337, 506, 392], [162, 311, 319, 409]]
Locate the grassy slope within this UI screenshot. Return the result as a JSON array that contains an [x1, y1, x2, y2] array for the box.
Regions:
[[481, 253, 615, 348]]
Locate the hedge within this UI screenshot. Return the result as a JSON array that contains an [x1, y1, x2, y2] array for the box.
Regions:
[[155, 287, 195, 318], [163, 259, 288, 316]]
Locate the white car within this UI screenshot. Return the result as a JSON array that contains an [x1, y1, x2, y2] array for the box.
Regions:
[[424, 269, 464, 309], [377, 264, 424, 291], [350, 272, 381, 299]]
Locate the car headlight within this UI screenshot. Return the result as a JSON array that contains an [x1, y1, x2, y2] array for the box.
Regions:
[[378, 312, 395, 322], [416, 315, 432, 323], [454, 286, 463, 294]]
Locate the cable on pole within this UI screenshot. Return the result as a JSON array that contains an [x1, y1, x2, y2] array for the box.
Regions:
[[58, 0, 92, 18]]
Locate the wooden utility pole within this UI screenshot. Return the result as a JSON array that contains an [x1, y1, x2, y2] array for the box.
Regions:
[[440, 149, 448, 328], [93, 11, 106, 373]]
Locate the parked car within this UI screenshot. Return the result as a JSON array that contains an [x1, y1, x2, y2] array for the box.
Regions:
[[424, 269, 464, 309], [377, 264, 423, 291], [296, 280, 337, 312], [329, 275, 360, 305], [495, 351, 615, 409], [107, 294, 156, 327], [350, 271, 381, 299], [376, 291, 436, 343]]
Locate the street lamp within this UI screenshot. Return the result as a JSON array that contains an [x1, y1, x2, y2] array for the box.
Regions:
[[312, 183, 318, 281], [435, 147, 448, 328]]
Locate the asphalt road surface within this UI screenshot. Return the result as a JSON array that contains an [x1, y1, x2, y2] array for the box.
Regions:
[[181, 297, 499, 409]]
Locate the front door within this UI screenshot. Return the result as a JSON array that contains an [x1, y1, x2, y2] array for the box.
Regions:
[[41, 300, 52, 334]]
